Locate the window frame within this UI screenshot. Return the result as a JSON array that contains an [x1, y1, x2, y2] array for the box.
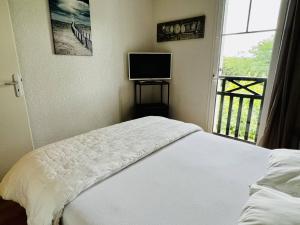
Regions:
[[207, 0, 289, 144]]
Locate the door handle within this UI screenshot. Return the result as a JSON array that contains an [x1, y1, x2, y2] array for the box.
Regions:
[[0, 81, 18, 86], [0, 74, 24, 97]]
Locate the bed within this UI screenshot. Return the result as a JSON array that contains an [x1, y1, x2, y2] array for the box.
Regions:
[[0, 117, 270, 225], [62, 131, 269, 225]]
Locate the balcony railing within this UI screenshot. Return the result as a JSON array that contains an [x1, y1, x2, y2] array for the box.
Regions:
[[213, 76, 267, 143]]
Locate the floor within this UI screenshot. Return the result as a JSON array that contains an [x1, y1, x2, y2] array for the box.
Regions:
[[0, 198, 27, 225]]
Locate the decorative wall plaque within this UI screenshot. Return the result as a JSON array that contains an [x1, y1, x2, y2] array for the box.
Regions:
[[157, 16, 205, 42]]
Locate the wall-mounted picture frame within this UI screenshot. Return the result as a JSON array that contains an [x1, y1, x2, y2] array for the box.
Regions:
[[157, 16, 206, 42], [49, 0, 93, 56]]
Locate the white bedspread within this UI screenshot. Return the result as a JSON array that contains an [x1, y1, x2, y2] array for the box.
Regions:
[[63, 132, 270, 225], [0, 117, 201, 225]]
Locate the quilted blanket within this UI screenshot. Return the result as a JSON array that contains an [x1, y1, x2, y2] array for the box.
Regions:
[[0, 117, 201, 225]]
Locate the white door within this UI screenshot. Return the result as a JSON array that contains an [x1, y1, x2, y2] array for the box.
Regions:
[[0, 0, 33, 178]]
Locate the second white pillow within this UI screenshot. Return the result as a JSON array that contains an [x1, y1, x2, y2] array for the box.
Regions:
[[256, 149, 300, 197], [239, 185, 300, 225]]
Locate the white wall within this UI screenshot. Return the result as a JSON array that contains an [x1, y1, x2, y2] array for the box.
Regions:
[[153, 0, 218, 130], [8, 0, 219, 148], [8, 0, 154, 148]]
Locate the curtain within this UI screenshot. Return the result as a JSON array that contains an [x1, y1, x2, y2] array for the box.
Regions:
[[260, 0, 300, 149]]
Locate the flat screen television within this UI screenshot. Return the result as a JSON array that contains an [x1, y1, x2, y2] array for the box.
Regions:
[[128, 52, 172, 80]]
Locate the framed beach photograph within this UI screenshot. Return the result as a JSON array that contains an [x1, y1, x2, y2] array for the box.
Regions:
[[49, 0, 93, 56]]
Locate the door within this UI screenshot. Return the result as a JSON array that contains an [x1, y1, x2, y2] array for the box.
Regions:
[[0, 0, 33, 178], [209, 0, 287, 144]]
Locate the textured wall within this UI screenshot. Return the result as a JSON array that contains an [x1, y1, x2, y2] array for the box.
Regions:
[[153, 0, 218, 130], [8, 0, 154, 148]]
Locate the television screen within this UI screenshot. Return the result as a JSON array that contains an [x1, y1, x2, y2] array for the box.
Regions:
[[128, 52, 172, 80]]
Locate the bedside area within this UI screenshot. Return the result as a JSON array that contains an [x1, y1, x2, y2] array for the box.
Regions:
[[134, 80, 170, 118]]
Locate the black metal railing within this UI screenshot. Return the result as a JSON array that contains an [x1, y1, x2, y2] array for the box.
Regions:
[[214, 76, 267, 143]]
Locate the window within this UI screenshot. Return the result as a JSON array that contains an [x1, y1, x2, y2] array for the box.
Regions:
[[212, 0, 282, 143]]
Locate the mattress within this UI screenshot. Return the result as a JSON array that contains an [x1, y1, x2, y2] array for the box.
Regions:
[[62, 131, 270, 225]]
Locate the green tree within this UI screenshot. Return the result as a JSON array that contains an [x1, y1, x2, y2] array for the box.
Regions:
[[222, 38, 274, 77]]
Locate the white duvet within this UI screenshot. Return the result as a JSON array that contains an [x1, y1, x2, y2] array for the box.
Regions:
[[0, 117, 201, 225], [62, 132, 270, 225]]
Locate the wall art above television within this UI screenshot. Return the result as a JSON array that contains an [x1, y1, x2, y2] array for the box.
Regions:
[[157, 16, 205, 42], [49, 0, 93, 56]]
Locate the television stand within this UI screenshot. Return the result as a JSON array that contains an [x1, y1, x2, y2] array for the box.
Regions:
[[134, 80, 170, 118]]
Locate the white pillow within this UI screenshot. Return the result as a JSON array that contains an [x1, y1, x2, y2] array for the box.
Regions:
[[256, 149, 300, 197], [239, 185, 300, 225]]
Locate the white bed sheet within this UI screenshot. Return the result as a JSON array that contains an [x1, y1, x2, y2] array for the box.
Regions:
[[62, 131, 269, 225]]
